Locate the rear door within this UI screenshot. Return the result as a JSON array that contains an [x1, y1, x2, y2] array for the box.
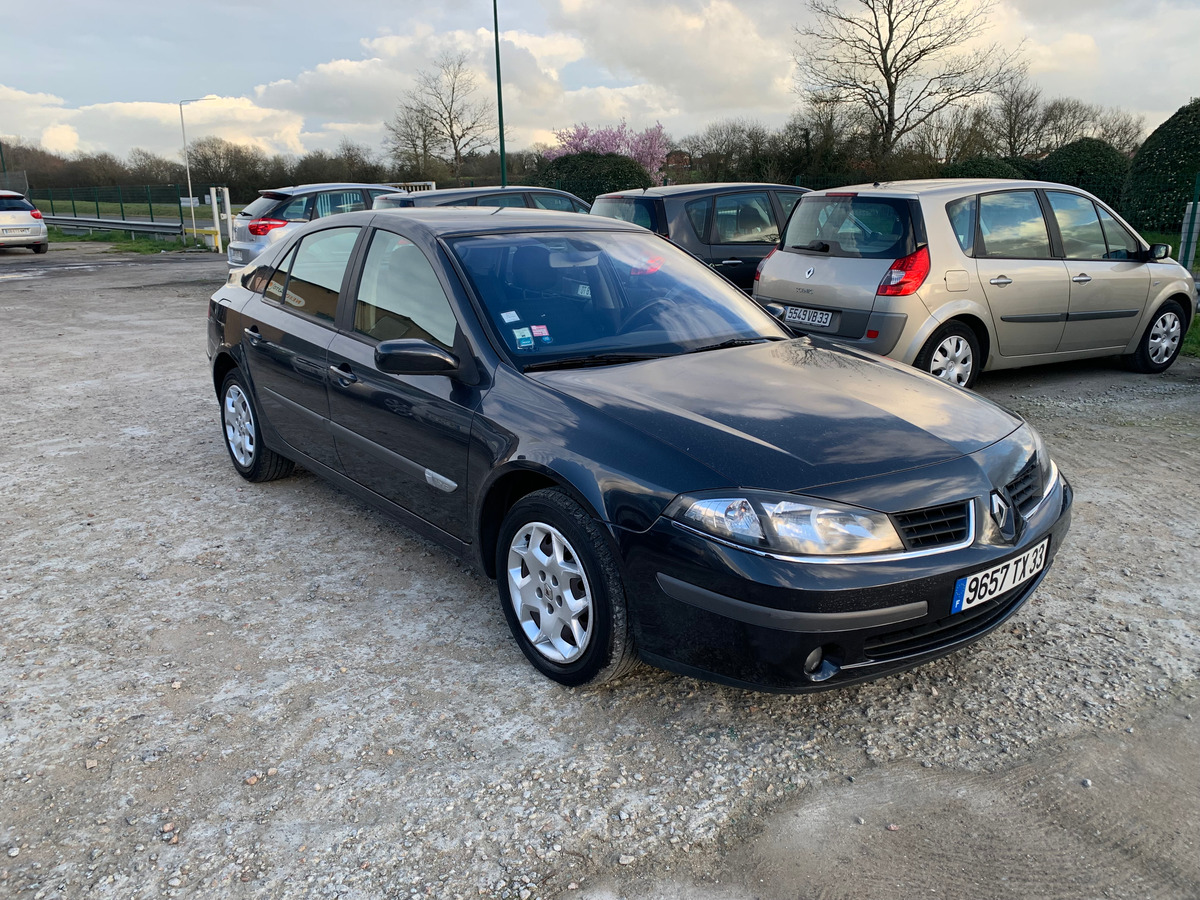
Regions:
[[1045, 191, 1149, 352], [974, 190, 1070, 356], [241, 225, 362, 469], [705, 191, 780, 291], [326, 229, 476, 538]]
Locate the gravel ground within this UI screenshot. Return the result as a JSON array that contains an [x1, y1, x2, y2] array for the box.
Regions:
[[1, 245, 1197, 899]]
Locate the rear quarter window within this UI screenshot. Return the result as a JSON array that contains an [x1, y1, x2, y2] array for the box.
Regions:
[[946, 196, 977, 255]]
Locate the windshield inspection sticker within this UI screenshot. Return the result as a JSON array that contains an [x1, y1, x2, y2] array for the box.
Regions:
[[501, 310, 521, 323], [530, 325, 553, 344], [513, 327, 534, 350]]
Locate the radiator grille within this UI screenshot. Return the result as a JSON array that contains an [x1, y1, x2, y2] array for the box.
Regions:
[[892, 502, 971, 550]]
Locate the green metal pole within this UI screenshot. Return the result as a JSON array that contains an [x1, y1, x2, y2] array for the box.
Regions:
[[493, 0, 507, 188], [48, 188, 55, 215], [94, 189, 100, 219], [70, 187, 77, 217], [1183, 172, 1200, 271], [0, 140, 7, 175], [117, 185, 125, 220], [146, 185, 155, 222], [176, 185, 184, 242]]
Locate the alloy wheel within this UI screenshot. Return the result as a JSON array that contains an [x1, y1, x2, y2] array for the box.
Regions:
[[223, 384, 256, 468], [506, 521, 594, 664]]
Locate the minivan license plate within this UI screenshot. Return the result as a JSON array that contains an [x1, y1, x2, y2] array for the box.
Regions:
[[952, 539, 1048, 613], [785, 305, 832, 328]]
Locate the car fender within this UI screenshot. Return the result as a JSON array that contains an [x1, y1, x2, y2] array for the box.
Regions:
[[894, 297, 996, 366], [1120, 272, 1197, 354]]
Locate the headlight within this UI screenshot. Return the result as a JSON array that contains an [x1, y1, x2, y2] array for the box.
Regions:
[[665, 490, 903, 557]]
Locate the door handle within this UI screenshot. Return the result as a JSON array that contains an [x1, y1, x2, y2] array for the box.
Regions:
[[1071, 273, 1092, 284], [243, 327, 263, 345], [989, 276, 1013, 287], [328, 364, 358, 385], [718, 258, 743, 266]]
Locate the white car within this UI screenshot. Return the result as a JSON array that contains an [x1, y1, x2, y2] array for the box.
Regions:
[[0, 190, 49, 254]]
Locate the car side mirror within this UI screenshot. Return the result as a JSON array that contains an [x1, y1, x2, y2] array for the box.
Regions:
[[1148, 243, 1171, 261], [375, 339, 459, 375]]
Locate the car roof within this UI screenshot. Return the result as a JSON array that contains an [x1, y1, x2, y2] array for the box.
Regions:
[[258, 182, 396, 196], [362, 206, 644, 238], [595, 182, 809, 200], [806, 178, 1078, 199]]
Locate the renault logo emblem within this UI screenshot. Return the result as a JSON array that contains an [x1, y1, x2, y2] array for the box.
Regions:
[[805, 266, 815, 279], [990, 491, 1016, 542]]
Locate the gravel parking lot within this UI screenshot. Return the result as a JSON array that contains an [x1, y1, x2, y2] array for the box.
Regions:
[[1, 244, 1197, 899]]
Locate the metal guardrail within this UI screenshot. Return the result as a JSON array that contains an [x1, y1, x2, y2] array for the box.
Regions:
[[44, 215, 184, 237]]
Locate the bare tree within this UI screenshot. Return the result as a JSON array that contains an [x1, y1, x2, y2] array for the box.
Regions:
[[794, 0, 1018, 166], [911, 104, 995, 163], [389, 52, 496, 184], [1040, 97, 1101, 151], [1095, 107, 1145, 155], [989, 75, 1046, 158], [385, 103, 444, 179]]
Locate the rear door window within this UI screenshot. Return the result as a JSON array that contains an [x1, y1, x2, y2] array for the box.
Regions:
[[265, 227, 360, 323], [774, 191, 803, 221], [685, 197, 713, 242], [478, 193, 527, 208], [713, 192, 777, 244], [977, 191, 1052, 259], [315, 190, 366, 218], [530, 192, 576, 212], [782, 195, 916, 259], [590, 197, 664, 234]]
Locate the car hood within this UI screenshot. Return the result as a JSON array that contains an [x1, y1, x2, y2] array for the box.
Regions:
[[533, 337, 1022, 492]]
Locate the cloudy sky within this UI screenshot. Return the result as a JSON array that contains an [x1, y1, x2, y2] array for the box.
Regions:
[[2, 0, 1198, 162]]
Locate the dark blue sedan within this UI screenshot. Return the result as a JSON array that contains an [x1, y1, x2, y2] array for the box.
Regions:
[[207, 208, 1071, 692]]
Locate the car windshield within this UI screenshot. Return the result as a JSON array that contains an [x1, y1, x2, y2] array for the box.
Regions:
[[782, 195, 917, 259], [447, 230, 787, 368]]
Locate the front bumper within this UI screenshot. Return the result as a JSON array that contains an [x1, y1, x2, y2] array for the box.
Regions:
[[616, 473, 1072, 693]]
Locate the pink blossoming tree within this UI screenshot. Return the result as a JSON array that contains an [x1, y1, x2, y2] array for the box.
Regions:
[[543, 120, 670, 177]]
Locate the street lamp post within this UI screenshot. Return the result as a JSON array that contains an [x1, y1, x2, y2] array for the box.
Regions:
[[492, 0, 507, 187], [179, 97, 216, 245]]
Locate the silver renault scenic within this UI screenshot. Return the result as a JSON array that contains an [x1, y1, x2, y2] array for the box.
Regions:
[[753, 179, 1196, 387]]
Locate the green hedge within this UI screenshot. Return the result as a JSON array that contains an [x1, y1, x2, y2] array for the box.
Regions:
[[1122, 98, 1200, 230], [535, 152, 651, 205], [1039, 138, 1128, 207], [940, 156, 1024, 179]]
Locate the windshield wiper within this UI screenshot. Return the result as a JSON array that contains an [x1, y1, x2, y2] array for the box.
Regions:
[[686, 337, 783, 354], [522, 352, 666, 372], [789, 239, 829, 252]]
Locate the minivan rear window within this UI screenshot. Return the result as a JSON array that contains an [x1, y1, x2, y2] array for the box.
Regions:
[[240, 194, 288, 218], [591, 197, 664, 235], [782, 195, 918, 259], [0, 197, 35, 212]]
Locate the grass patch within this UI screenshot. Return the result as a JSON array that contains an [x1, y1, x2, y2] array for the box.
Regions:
[[48, 227, 192, 254], [1184, 317, 1200, 359]]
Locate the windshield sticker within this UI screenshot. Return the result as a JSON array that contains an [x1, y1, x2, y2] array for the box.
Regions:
[[531, 325, 549, 337], [513, 327, 534, 350], [501, 310, 521, 323]]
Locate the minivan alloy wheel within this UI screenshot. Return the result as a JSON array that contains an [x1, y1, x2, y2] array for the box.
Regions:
[[507, 521, 594, 664]]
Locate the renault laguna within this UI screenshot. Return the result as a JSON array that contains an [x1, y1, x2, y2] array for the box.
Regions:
[[206, 208, 1072, 692]]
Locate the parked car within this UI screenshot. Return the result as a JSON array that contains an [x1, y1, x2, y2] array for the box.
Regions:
[[590, 183, 810, 291], [208, 207, 1072, 692], [0, 190, 49, 254], [754, 179, 1198, 387], [373, 185, 590, 213], [226, 182, 397, 267]]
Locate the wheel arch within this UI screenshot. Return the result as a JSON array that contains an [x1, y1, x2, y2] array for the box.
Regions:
[[476, 466, 606, 579], [212, 350, 240, 398]]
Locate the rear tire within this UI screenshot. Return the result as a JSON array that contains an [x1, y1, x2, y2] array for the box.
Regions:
[[1125, 300, 1185, 373], [915, 321, 981, 388], [32, 243, 48, 254], [496, 488, 638, 687], [219, 369, 294, 482]]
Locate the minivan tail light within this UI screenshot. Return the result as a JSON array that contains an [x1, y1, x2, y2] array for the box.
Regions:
[[877, 245, 930, 296], [30, 209, 43, 219], [754, 247, 777, 282], [247, 218, 287, 236]]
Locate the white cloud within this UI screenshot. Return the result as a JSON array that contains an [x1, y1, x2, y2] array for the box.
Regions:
[[41, 124, 80, 155]]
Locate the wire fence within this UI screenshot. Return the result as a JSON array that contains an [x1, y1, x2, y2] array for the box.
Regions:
[[27, 184, 187, 224]]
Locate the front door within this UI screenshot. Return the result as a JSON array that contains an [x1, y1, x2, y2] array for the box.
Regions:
[[327, 229, 476, 539]]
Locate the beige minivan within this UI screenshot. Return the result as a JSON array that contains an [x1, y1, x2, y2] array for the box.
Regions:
[[753, 179, 1197, 387]]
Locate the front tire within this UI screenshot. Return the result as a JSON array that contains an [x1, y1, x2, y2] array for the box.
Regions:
[[915, 321, 981, 388], [1125, 300, 1185, 373], [219, 369, 294, 482], [496, 489, 637, 686]]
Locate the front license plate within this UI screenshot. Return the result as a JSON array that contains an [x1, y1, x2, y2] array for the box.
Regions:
[[952, 539, 1049, 614], [3, 228, 31, 235], [784, 305, 832, 328]]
